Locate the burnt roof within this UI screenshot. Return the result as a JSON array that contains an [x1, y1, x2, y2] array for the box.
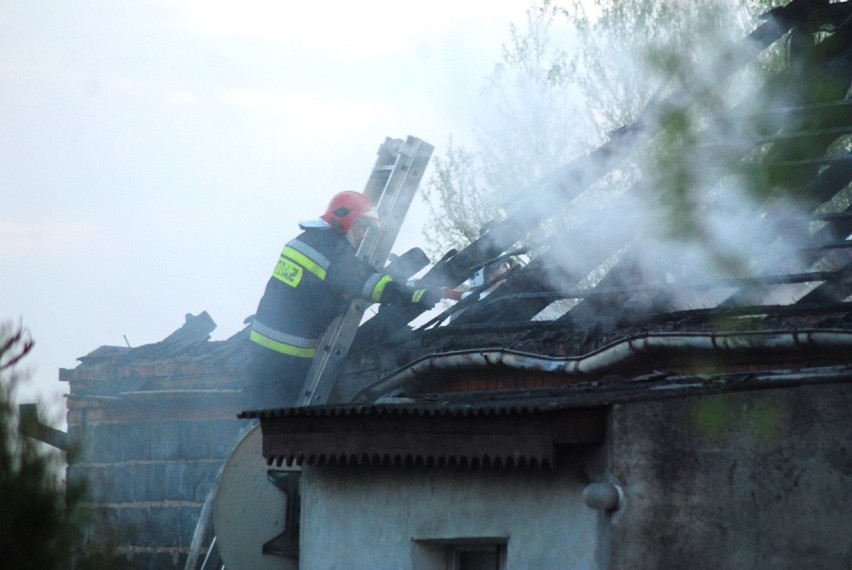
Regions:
[[235, 2, 852, 472], [61, 311, 251, 396], [328, 0, 852, 405], [60, 1, 852, 419]]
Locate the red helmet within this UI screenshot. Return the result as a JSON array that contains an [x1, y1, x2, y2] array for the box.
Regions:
[[321, 191, 379, 233]]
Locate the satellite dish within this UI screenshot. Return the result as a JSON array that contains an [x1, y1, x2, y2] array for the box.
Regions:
[[213, 425, 299, 570]]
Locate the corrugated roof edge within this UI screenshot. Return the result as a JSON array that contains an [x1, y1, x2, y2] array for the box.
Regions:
[[238, 363, 852, 420]]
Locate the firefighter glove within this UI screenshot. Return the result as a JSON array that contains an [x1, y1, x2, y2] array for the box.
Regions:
[[412, 287, 444, 309]]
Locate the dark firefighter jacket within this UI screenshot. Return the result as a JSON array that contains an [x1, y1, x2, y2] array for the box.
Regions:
[[250, 226, 425, 359]]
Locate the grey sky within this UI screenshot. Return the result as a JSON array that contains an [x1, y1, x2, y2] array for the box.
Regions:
[[1, 0, 528, 418]]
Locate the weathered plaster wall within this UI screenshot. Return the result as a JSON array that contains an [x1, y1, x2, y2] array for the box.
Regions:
[[300, 459, 600, 570], [609, 382, 852, 570]]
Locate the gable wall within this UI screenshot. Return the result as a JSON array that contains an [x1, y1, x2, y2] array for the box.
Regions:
[[65, 382, 248, 568]]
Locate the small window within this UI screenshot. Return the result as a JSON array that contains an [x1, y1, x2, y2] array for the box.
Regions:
[[413, 537, 507, 570], [449, 544, 505, 570]]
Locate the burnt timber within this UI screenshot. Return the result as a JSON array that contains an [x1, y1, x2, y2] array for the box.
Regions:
[[243, 6, 852, 567], [305, 0, 852, 407]]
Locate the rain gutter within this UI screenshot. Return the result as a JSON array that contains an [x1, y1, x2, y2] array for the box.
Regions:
[[356, 329, 852, 402]]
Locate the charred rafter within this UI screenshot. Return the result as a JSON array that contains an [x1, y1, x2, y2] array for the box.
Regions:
[[337, 0, 852, 404]]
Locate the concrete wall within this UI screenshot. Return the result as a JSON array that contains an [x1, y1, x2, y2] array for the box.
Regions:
[[608, 382, 852, 570], [300, 457, 601, 570], [293, 381, 852, 570]]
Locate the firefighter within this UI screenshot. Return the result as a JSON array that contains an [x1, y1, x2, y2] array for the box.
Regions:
[[246, 191, 444, 408]]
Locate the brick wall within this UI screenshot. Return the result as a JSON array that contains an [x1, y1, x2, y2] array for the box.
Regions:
[[62, 315, 253, 569], [66, 391, 249, 569]]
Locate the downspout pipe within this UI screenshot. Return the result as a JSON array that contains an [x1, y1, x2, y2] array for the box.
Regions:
[[355, 329, 852, 402]]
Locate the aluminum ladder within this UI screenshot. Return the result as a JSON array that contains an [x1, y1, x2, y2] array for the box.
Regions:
[[296, 136, 433, 406]]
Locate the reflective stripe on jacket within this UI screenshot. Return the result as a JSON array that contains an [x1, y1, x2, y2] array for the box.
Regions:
[[249, 320, 318, 358], [251, 227, 421, 357]]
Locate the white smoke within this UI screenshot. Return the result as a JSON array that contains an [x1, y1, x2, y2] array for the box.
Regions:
[[472, 2, 851, 317]]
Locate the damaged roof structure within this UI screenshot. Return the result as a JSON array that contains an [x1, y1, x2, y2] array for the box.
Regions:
[[234, 3, 852, 568], [64, 0, 852, 437], [251, 0, 852, 421], [58, 2, 852, 568]]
